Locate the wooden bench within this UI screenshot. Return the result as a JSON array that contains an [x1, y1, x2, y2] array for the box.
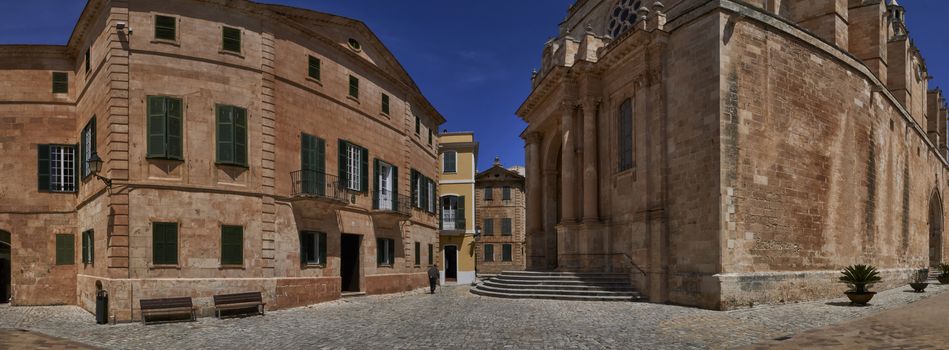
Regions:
[[139, 297, 195, 325], [213, 292, 265, 318]]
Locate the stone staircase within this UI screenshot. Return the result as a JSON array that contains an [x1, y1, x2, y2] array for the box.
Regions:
[[471, 271, 643, 302]]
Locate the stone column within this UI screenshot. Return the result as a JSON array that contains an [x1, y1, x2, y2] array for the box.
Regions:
[[560, 101, 578, 222], [525, 132, 543, 233], [581, 101, 599, 222]]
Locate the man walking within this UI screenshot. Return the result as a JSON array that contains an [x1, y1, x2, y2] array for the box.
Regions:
[[427, 264, 439, 294]]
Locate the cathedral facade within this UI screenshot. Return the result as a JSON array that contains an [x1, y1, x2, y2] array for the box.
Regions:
[[519, 0, 949, 309]]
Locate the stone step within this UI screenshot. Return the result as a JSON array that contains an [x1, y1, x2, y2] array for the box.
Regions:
[[476, 284, 640, 297], [494, 276, 631, 285], [483, 280, 634, 291], [471, 286, 642, 302], [501, 271, 630, 278]]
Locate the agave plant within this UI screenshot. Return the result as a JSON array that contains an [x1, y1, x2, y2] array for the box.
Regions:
[[839, 264, 882, 293]]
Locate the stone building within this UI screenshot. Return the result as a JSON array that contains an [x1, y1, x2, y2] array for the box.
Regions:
[[437, 132, 478, 284], [519, 0, 949, 310], [0, 0, 445, 320], [475, 157, 527, 274]]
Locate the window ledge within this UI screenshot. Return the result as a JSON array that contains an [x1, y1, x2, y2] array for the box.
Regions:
[[149, 264, 180, 270], [218, 49, 244, 58], [151, 39, 180, 47], [302, 263, 326, 269], [306, 76, 323, 86], [219, 264, 245, 270], [147, 156, 184, 162], [379, 112, 390, 119], [215, 162, 249, 169], [346, 95, 360, 104], [377, 264, 394, 268]]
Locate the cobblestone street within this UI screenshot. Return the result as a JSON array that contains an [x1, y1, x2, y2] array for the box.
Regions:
[[1, 284, 947, 350]]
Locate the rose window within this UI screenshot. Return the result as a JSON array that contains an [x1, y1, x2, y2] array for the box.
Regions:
[[608, 0, 642, 38]]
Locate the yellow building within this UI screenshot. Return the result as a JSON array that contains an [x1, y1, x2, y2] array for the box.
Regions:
[[437, 132, 478, 284]]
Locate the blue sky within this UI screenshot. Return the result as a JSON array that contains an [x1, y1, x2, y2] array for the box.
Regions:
[[1, 1, 946, 171]]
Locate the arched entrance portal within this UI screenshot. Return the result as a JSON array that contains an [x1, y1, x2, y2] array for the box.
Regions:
[[929, 191, 943, 268], [0, 230, 10, 303]]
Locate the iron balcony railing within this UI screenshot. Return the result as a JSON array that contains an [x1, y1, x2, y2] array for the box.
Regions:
[[373, 189, 412, 216], [290, 170, 348, 202]]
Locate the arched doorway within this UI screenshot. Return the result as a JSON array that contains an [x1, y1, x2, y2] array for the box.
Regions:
[[0, 230, 10, 303], [930, 191, 943, 268]]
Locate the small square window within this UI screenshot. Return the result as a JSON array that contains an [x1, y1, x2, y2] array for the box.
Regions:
[[52, 72, 68, 93], [155, 15, 177, 41], [300, 231, 327, 265]]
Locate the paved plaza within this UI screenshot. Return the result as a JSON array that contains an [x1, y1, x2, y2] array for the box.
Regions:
[[1, 284, 947, 350]]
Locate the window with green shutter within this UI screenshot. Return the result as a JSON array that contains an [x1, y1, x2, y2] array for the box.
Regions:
[[308, 55, 321, 80], [338, 140, 368, 192], [147, 96, 183, 159], [55, 234, 74, 265], [222, 26, 241, 53], [80, 118, 96, 178], [483, 218, 494, 235], [414, 242, 421, 266], [502, 244, 513, 262], [484, 244, 494, 262], [502, 218, 512, 235], [377, 238, 394, 266], [37, 144, 78, 193], [349, 75, 359, 98], [443, 151, 456, 173], [155, 15, 177, 41], [301, 134, 326, 195], [81, 230, 94, 264], [428, 244, 433, 265], [221, 225, 243, 265], [52, 72, 68, 93], [381, 93, 390, 115], [152, 222, 178, 265], [216, 105, 247, 166], [300, 231, 326, 266]]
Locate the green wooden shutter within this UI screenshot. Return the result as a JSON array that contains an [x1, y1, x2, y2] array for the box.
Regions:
[[299, 231, 308, 265], [360, 146, 369, 193], [438, 196, 444, 229], [372, 159, 380, 209], [414, 242, 421, 266], [387, 239, 395, 265], [37, 144, 50, 191], [338, 140, 349, 189], [391, 166, 399, 209], [318, 233, 327, 265], [56, 234, 74, 265], [301, 134, 316, 194], [222, 27, 241, 52], [166, 98, 182, 159], [152, 223, 164, 264], [221, 226, 243, 265], [88, 231, 94, 263], [376, 238, 384, 266], [428, 244, 433, 265], [316, 138, 326, 193], [155, 15, 177, 41], [147, 97, 167, 157], [382, 94, 390, 114], [484, 244, 493, 262], [308, 56, 321, 80], [411, 170, 418, 208], [81, 232, 88, 263], [484, 218, 493, 235], [234, 107, 247, 166], [216, 105, 233, 163], [153, 223, 178, 265], [503, 244, 512, 261], [349, 76, 359, 98], [457, 196, 466, 230], [52, 72, 68, 93]]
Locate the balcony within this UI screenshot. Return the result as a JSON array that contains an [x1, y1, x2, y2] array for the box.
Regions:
[[290, 170, 348, 203], [440, 212, 466, 234], [372, 189, 412, 217]]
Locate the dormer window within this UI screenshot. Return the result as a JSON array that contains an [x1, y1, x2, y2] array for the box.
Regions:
[[608, 0, 642, 38]]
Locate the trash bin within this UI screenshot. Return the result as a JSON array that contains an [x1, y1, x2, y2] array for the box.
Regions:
[[95, 290, 108, 325]]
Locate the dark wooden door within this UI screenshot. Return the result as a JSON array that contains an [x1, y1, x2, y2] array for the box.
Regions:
[[445, 246, 457, 280], [340, 234, 360, 292]]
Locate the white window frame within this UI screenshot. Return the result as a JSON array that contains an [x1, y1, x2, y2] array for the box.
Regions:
[[347, 144, 361, 191], [379, 162, 393, 210], [50, 145, 76, 192]]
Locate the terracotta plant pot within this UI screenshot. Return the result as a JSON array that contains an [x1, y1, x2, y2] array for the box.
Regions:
[[845, 291, 876, 305], [939, 276, 949, 284], [910, 282, 929, 293]]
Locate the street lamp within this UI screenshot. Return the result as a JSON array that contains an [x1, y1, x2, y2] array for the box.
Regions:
[[88, 152, 112, 188]]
